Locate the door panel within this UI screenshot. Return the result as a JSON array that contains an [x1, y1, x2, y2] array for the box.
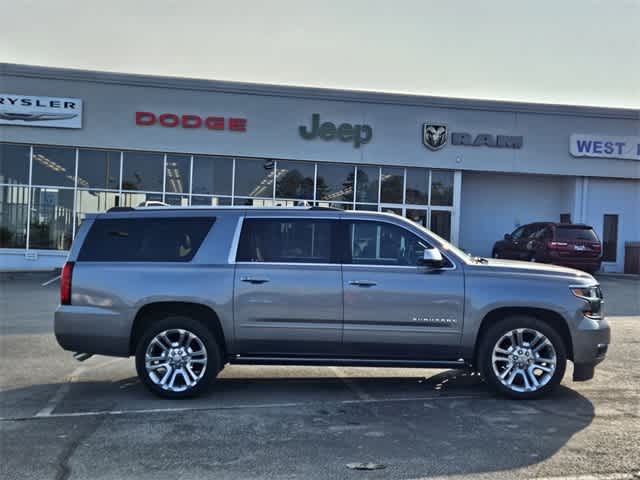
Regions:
[[341, 219, 464, 359], [233, 217, 342, 355], [343, 265, 464, 359], [234, 263, 343, 354]]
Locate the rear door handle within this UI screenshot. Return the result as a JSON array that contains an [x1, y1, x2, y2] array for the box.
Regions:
[[240, 276, 270, 284], [349, 280, 377, 287]]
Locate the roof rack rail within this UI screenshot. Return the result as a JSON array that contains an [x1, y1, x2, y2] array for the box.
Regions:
[[308, 206, 341, 211], [106, 207, 134, 213]]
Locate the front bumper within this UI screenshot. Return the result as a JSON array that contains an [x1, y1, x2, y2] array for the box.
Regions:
[[571, 315, 610, 381]]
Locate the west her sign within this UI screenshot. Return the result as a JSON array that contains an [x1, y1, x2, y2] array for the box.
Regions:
[[570, 134, 640, 161], [0, 93, 83, 129]]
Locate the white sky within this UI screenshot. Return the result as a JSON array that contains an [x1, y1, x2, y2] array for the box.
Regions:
[[1, 0, 639, 108]]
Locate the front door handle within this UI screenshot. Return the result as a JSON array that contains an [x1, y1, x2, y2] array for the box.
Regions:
[[240, 276, 270, 284], [349, 280, 377, 287]]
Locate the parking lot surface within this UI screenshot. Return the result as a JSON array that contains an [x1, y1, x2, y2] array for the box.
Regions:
[[1, 273, 639, 480]]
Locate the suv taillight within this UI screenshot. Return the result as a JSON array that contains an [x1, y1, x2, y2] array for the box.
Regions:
[[60, 261, 74, 305]]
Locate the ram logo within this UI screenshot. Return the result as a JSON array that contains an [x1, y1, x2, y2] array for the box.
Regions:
[[423, 123, 448, 150]]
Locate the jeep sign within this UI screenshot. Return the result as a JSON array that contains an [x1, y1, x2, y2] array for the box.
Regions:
[[299, 113, 372, 148]]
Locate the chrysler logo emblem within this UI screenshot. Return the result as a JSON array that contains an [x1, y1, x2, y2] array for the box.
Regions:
[[423, 123, 448, 150], [0, 111, 78, 122]]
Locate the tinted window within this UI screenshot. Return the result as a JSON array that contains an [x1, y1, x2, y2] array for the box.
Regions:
[[430, 170, 454, 206], [555, 226, 599, 242], [32, 146, 76, 188], [347, 221, 431, 266], [355, 166, 379, 203], [192, 155, 233, 195], [79, 217, 214, 262], [237, 218, 334, 263], [380, 167, 404, 203], [165, 154, 190, 194], [0, 143, 30, 185], [315, 163, 354, 202], [405, 168, 428, 205], [511, 226, 526, 239], [121, 151, 163, 192], [234, 158, 274, 198], [77, 149, 120, 190], [275, 160, 314, 200], [602, 215, 617, 261]]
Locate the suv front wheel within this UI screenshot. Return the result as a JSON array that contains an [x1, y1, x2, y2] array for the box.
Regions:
[[478, 316, 567, 399], [135, 316, 221, 398]]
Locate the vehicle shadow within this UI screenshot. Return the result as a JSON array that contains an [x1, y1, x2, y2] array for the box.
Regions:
[[0, 369, 595, 478]]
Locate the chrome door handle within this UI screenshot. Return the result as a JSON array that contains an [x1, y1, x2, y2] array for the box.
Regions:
[[240, 276, 270, 284], [349, 280, 377, 287]]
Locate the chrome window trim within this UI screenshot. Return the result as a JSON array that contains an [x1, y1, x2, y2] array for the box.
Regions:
[[235, 261, 340, 267], [227, 215, 245, 264]]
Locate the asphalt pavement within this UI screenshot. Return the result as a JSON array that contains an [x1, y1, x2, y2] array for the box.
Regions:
[[0, 273, 638, 480]]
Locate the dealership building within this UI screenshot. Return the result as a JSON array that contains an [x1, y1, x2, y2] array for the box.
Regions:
[[1, 63, 639, 272]]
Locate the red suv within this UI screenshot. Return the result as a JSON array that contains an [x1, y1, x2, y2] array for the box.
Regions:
[[491, 222, 602, 273]]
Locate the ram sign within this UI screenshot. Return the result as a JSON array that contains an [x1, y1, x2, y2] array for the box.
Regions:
[[0, 93, 83, 129], [570, 134, 640, 161]]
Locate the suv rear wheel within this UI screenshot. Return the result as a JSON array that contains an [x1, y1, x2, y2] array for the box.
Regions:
[[135, 316, 221, 399], [478, 315, 567, 399]]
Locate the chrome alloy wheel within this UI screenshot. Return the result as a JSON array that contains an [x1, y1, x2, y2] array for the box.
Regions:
[[491, 328, 557, 393], [145, 329, 208, 392]]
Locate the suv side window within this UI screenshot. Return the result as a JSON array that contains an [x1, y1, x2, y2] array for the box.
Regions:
[[236, 218, 336, 263], [345, 220, 433, 267], [78, 217, 215, 262], [511, 226, 527, 240]]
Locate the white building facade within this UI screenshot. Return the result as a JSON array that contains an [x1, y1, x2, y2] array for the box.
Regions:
[[1, 64, 638, 272]]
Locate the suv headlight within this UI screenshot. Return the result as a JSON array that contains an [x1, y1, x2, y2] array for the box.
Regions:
[[570, 285, 603, 319]]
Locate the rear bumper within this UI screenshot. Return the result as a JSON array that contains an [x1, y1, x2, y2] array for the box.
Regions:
[[548, 255, 601, 271], [571, 316, 610, 381], [54, 305, 131, 357]]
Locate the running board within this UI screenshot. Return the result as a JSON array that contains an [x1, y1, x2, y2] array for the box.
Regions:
[[229, 355, 467, 369]]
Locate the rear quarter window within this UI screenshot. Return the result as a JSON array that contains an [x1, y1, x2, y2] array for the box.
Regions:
[[78, 217, 215, 262], [554, 227, 599, 242]]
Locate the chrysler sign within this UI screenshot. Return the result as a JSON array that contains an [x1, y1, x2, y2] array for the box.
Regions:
[[570, 134, 640, 161], [0, 93, 83, 129]]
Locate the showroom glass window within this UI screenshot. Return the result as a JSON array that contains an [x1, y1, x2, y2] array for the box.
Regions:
[[0, 143, 30, 185], [275, 160, 314, 200], [355, 166, 379, 204], [192, 155, 233, 196], [430, 170, 454, 206], [0, 184, 29, 248], [165, 154, 191, 194], [77, 149, 120, 190], [405, 168, 428, 205], [380, 167, 404, 204], [122, 151, 163, 192], [315, 163, 354, 204], [32, 146, 76, 188], [234, 158, 275, 201], [30, 187, 74, 250]]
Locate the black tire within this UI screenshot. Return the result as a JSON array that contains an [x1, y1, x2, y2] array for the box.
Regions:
[[135, 315, 221, 399], [478, 315, 567, 400]]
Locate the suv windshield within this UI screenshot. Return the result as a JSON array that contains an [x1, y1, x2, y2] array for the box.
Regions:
[[555, 227, 599, 242]]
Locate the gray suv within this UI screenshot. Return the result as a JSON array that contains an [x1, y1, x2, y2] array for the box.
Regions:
[[54, 207, 610, 400]]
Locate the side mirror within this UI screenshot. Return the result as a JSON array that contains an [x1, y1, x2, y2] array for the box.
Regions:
[[504, 233, 512, 241], [419, 248, 444, 268]]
